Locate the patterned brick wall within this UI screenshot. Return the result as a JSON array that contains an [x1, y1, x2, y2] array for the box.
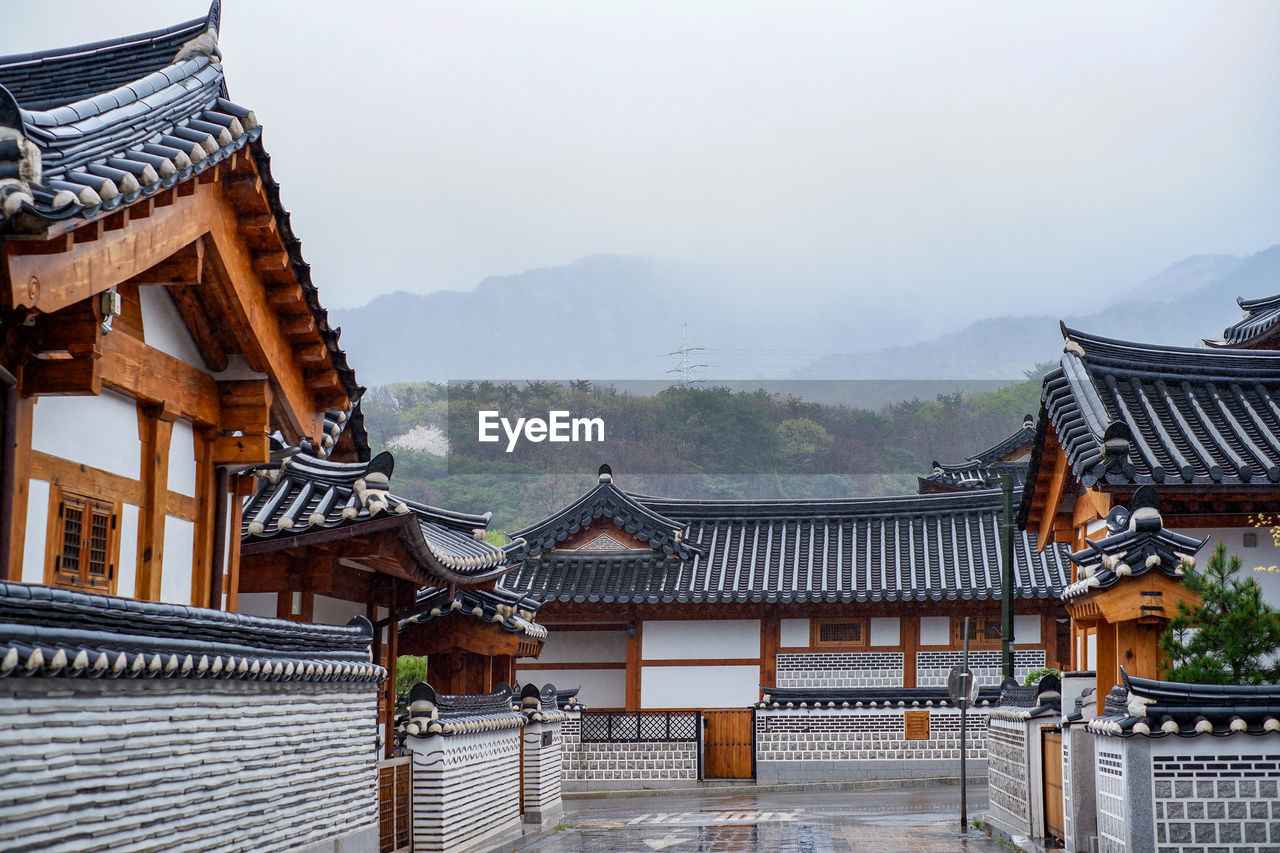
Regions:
[[408, 727, 524, 852], [775, 652, 904, 688], [1096, 747, 1127, 853], [0, 679, 378, 853], [1152, 752, 1280, 851], [522, 720, 564, 823], [559, 714, 698, 785], [756, 708, 988, 763], [986, 716, 1030, 833], [916, 649, 1045, 688], [1062, 727, 1074, 850]]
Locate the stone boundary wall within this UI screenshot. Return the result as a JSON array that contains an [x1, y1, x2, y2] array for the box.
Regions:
[[0, 679, 379, 853], [775, 652, 904, 688], [521, 720, 564, 826], [755, 706, 989, 782], [407, 727, 524, 853], [986, 715, 1031, 834], [559, 713, 699, 790]]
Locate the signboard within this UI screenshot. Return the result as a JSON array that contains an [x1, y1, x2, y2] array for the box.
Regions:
[[904, 710, 930, 740], [947, 665, 979, 708]]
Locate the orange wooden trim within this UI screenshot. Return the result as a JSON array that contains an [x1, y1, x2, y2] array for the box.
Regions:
[[31, 450, 143, 505], [625, 620, 642, 711], [7, 394, 34, 576], [225, 474, 244, 611], [902, 614, 919, 688], [641, 658, 761, 667], [516, 662, 627, 670], [166, 492, 198, 523], [1037, 442, 1069, 549], [135, 409, 172, 601], [101, 328, 220, 427]]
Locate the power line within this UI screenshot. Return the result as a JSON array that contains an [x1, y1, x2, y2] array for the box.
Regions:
[[666, 324, 708, 387]]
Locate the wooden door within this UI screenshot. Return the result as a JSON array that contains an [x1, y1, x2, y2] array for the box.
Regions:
[[703, 710, 754, 779], [1041, 726, 1064, 844]]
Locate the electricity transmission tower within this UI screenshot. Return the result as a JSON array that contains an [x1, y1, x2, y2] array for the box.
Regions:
[[667, 324, 707, 387]]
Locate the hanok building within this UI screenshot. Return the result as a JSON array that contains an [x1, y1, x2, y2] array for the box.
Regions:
[[501, 464, 1071, 723], [1020, 323, 1280, 682], [0, 7, 395, 850], [0, 3, 364, 607], [918, 414, 1036, 494]]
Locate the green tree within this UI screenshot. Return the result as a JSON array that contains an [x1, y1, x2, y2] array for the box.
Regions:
[[1159, 542, 1280, 684], [395, 655, 429, 712]]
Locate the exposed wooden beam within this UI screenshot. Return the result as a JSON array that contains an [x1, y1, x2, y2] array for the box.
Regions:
[[1037, 444, 1069, 550], [130, 237, 204, 286], [165, 283, 229, 371], [211, 434, 271, 467], [100, 328, 220, 426], [23, 356, 101, 396]]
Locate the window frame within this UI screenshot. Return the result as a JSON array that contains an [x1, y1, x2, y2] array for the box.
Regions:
[[810, 617, 869, 648], [44, 485, 121, 595], [951, 614, 1004, 649]]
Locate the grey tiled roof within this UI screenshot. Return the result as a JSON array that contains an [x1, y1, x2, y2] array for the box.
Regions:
[[1089, 670, 1280, 737], [1207, 293, 1280, 349], [401, 587, 547, 640], [0, 2, 362, 411], [919, 416, 1035, 493], [1021, 325, 1280, 524], [1063, 487, 1207, 600], [0, 580, 382, 681], [501, 484, 1069, 604], [511, 468, 704, 560], [242, 450, 523, 583], [756, 685, 1001, 709]]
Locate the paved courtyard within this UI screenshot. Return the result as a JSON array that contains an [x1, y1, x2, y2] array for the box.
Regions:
[[519, 784, 1009, 852]]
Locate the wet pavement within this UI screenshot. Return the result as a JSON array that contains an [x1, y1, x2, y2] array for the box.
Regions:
[[518, 784, 1008, 852]]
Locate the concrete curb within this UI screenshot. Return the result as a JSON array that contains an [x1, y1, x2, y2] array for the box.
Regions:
[[563, 775, 989, 800]]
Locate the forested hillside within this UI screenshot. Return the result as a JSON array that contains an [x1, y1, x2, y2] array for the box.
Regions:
[[360, 372, 1048, 533]]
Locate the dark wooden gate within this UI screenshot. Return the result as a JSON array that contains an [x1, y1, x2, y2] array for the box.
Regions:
[[377, 756, 412, 853], [703, 710, 754, 779], [1042, 726, 1064, 845]]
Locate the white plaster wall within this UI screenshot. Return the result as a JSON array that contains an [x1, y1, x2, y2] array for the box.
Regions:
[[116, 504, 139, 598], [1176, 526, 1280, 608], [32, 392, 140, 479], [643, 620, 760, 660], [641, 665, 759, 708], [159, 517, 195, 605], [516, 668, 625, 709], [167, 420, 197, 497], [1013, 614, 1041, 644], [312, 595, 365, 627], [138, 285, 206, 369], [21, 480, 49, 584], [780, 618, 809, 647], [870, 617, 900, 646], [237, 592, 278, 619], [530, 630, 627, 664], [920, 616, 950, 646]]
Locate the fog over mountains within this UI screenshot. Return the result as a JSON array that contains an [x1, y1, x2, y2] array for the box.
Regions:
[[331, 245, 1280, 387]]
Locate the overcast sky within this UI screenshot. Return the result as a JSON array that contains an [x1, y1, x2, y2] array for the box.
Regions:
[[2, 1, 1278, 332]]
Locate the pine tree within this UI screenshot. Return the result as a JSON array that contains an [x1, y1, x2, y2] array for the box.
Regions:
[[1159, 542, 1280, 684]]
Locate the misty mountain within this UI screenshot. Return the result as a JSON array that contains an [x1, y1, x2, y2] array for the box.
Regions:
[[331, 246, 1280, 387], [801, 248, 1278, 379]]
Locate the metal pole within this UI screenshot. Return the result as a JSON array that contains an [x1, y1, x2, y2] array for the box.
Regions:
[[1000, 474, 1015, 680], [961, 615, 969, 832]]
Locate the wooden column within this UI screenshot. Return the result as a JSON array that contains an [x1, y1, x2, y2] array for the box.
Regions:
[[625, 618, 642, 711], [136, 403, 176, 601], [902, 613, 919, 687], [191, 428, 216, 607], [1042, 610, 1059, 671], [1095, 623, 1118, 698], [759, 611, 780, 694], [6, 395, 34, 576], [224, 474, 250, 611], [383, 580, 402, 758]]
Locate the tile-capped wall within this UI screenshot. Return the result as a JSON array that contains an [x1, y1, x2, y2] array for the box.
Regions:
[[0, 679, 378, 853], [916, 649, 1045, 688], [559, 713, 698, 788], [775, 652, 904, 688], [1096, 747, 1127, 853], [755, 707, 989, 763], [408, 727, 524, 853], [986, 716, 1031, 834]]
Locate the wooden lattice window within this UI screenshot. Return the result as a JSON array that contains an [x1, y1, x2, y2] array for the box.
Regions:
[[812, 619, 867, 647], [47, 488, 119, 593], [952, 615, 1003, 648]]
